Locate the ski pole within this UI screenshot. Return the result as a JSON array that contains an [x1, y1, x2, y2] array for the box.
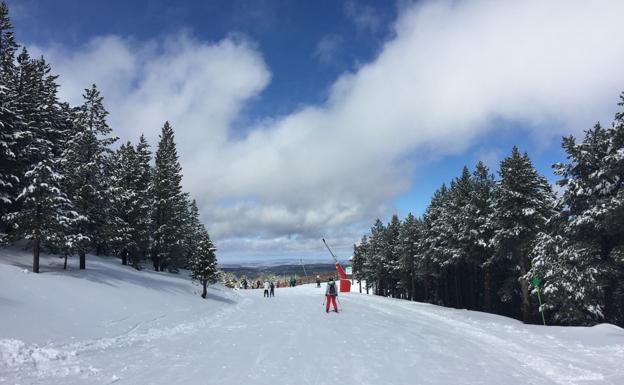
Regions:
[[336, 297, 342, 310]]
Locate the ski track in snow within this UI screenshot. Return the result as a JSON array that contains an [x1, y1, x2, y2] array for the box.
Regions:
[[359, 295, 622, 384], [1, 255, 623, 385]]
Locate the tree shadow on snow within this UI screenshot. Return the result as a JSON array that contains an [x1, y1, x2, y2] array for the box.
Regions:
[[203, 291, 237, 304], [7, 254, 195, 295]]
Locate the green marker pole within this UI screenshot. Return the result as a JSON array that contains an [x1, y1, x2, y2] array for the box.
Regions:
[[531, 260, 546, 326], [535, 285, 546, 326]]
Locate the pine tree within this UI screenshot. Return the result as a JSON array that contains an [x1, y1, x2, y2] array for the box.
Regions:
[[0, 2, 20, 234], [384, 214, 402, 297], [152, 121, 186, 272], [132, 134, 152, 268], [398, 213, 421, 300], [420, 184, 450, 304], [554, 97, 624, 326], [443, 166, 474, 308], [64, 84, 117, 269], [183, 199, 202, 267], [351, 235, 369, 293], [466, 162, 496, 311], [491, 147, 556, 323], [4, 52, 77, 272], [105, 142, 137, 265], [530, 211, 602, 325], [364, 219, 387, 295], [190, 224, 218, 299]]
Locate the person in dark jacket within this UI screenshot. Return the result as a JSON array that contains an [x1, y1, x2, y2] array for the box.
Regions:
[[269, 281, 275, 297], [325, 278, 338, 313], [316, 275, 321, 288]]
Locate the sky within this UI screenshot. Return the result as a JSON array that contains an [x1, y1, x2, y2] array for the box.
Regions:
[[7, 0, 624, 262]]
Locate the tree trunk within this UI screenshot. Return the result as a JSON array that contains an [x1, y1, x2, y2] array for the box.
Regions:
[[484, 264, 492, 312], [33, 237, 40, 274], [121, 250, 127, 266], [63, 255, 68, 270], [79, 249, 86, 270], [454, 264, 462, 308], [519, 255, 531, 323], [201, 280, 207, 299], [409, 261, 415, 301], [469, 264, 476, 310], [359, 280, 362, 294]]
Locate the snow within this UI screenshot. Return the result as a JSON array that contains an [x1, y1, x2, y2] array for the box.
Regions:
[[1, 248, 623, 385]]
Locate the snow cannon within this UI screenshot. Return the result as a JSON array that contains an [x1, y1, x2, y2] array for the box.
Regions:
[[322, 238, 351, 293]]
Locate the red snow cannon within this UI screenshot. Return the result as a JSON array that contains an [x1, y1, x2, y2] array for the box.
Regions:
[[335, 262, 351, 293], [322, 238, 351, 293]]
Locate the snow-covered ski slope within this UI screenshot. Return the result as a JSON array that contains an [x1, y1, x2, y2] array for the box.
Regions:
[[1, 249, 623, 385]]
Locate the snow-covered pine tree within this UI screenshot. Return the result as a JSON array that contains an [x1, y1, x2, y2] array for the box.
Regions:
[[466, 161, 496, 311], [64, 84, 117, 269], [351, 235, 369, 293], [190, 224, 218, 299], [105, 142, 137, 266], [553, 97, 624, 326], [0, 2, 20, 234], [48, 102, 88, 269], [443, 166, 474, 308], [132, 134, 152, 268], [183, 198, 202, 267], [151, 121, 186, 272], [398, 213, 421, 300], [384, 214, 402, 297], [4, 52, 77, 273], [419, 184, 450, 304], [491, 146, 557, 323], [530, 210, 602, 325], [364, 219, 388, 296]]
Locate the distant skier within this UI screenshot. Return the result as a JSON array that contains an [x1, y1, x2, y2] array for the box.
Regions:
[[270, 281, 275, 297], [242, 279, 248, 290], [316, 275, 321, 288], [325, 278, 338, 313], [263, 281, 270, 297]]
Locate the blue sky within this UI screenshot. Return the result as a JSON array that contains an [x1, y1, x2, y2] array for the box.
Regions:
[[10, 0, 394, 120], [7, 0, 624, 262]]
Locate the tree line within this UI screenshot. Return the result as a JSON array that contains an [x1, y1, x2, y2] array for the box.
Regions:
[[352, 96, 624, 327], [0, 3, 217, 297]]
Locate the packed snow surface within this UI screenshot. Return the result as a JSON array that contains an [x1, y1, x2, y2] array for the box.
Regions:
[[1, 249, 623, 385]]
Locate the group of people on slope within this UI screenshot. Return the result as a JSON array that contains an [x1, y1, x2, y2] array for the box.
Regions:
[[242, 275, 339, 313], [263, 281, 275, 297]]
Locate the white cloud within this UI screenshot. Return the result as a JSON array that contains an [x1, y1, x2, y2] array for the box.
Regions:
[[344, 0, 383, 33], [32, 0, 624, 261], [313, 35, 344, 65]]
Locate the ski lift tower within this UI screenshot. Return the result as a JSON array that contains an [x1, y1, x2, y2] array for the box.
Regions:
[[322, 238, 351, 293]]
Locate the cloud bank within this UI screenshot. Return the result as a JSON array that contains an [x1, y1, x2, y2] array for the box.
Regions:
[[31, 0, 624, 260]]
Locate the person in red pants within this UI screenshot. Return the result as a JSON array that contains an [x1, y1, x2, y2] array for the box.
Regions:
[[325, 278, 339, 313]]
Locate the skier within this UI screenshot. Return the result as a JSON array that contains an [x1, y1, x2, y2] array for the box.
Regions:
[[263, 281, 270, 297], [242, 278, 248, 290], [325, 278, 338, 313], [316, 275, 321, 288], [270, 281, 275, 297]]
